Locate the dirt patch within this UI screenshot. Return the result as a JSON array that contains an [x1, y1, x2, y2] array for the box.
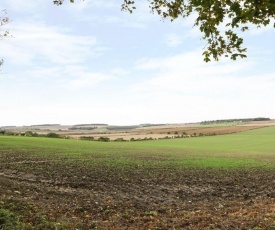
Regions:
[[1, 153, 275, 229]]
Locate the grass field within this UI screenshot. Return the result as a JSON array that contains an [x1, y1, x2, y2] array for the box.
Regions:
[[1, 126, 275, 229], [1, 126, 275, 168]]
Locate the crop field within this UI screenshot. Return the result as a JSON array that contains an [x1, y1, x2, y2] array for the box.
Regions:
[[1, 126, 275, 229], [7, 121, 269, 141], [66, 125, 259, 141]]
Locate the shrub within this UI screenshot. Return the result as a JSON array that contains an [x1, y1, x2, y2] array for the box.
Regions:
[[7, 131, 15, 136], [25, 131, 38, 137], [79, 136, 94, 141], [98, 137, 110, 142], [46, 132, 60, 138], [114, 138, 125, 142]]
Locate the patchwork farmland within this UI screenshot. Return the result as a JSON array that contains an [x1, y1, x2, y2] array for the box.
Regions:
[[1, 121, 275, 229]]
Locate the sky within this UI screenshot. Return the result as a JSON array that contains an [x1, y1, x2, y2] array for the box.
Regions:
[[1, 0, 275, 126]]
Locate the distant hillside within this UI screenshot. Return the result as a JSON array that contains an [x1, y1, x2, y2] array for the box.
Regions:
[[74, 124, 108, 126], [31, 124, 61, 127], [106, 125, 141, 131], [201, 117, 270, 125], [0, 126, 16, 130], [140, 124, 166, 127]]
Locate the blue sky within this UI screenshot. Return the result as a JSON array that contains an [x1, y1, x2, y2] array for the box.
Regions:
[[1, 0, 275, 126]]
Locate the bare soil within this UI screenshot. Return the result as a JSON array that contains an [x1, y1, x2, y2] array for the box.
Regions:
[[1, 154, 275, 229], [239, 120, 275, 127], [69, 126, 260, 141], [134, 125, 260, 135]]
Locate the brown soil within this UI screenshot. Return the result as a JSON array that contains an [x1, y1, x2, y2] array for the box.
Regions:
[[71, 133, 177, 141], [1, 154, 275, 229], [134, 125, 260, 135], [68, 126, 260, 141], [239, 120, 275, 127]]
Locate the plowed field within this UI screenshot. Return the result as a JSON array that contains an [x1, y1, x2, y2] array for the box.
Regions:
[[1, 127, 275, 229], [1, 159, 275, 229]]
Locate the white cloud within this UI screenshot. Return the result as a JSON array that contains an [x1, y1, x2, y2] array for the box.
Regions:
[[2, 0, 44, 12], [1, 0, 275, 126], [102, 1, 162, 28], [57, 0, 116, 22], [65, 0, 116, 10], [125, 50, 275, 122], [165, 33, 183, 47], [65, 72, 114, 90], [1, 22, 99, 66], [111, 67, 130, 76]]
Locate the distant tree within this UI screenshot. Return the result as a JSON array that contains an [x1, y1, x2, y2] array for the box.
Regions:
[[79, 136, 94, 141], [25, 131, 38, 137], [46, 132, 60, 138], [54, 0, 275, 62], [114, 138, 125, 142], [98, 136, 110, 142], [252, 117, 271, 121]]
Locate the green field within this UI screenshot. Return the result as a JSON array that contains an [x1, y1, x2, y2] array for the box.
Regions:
[[1, 126, 275, 229], [1, 126, 275, 169]]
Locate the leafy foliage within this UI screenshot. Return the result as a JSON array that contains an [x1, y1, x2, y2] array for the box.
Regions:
[[53, 0, 75, 5], [0, 10, 10, 68], [56, 1, 275, 62], [122, 0, 275, 61], [0, 10, 9, 39]]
